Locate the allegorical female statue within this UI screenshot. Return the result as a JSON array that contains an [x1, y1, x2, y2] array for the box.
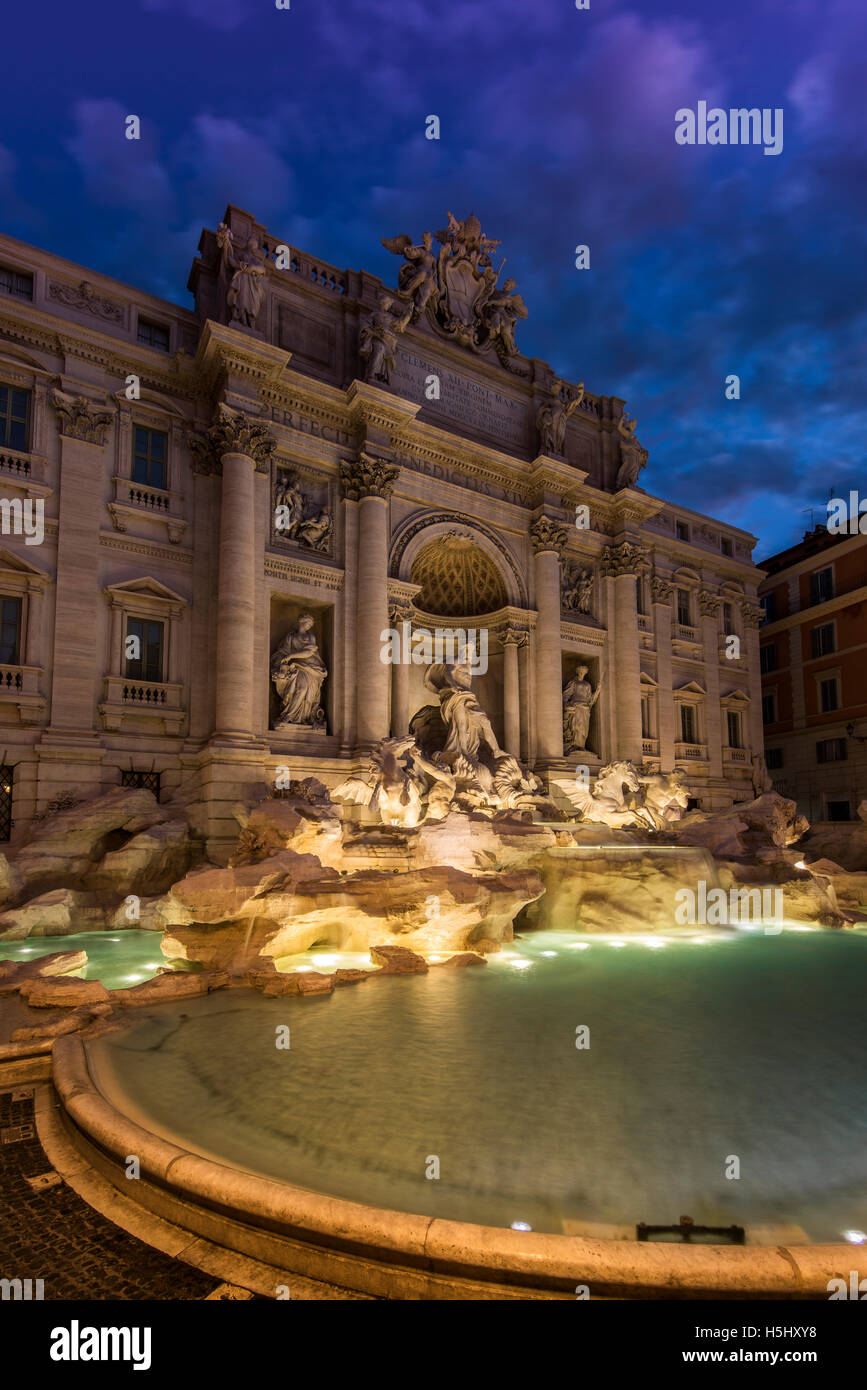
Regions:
[[563, 666, 602, 752], [216, 223, 266, 330], [270, 614, 327, 727]]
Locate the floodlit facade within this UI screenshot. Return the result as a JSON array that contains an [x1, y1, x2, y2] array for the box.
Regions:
[[0, 205, 764, 859]]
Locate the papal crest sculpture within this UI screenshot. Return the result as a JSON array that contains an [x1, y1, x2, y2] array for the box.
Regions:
[[382, 211, 528, 367]]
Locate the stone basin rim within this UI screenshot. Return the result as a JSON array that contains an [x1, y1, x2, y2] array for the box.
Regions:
[[52, 1033, 867, 1299]]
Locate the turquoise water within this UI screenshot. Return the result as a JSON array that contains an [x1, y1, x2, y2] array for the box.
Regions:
[[0, 931, 190, 990], [85, 927, 867, 1241]]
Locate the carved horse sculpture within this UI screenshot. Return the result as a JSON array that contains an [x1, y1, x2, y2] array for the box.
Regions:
[[568, 760, 645, 827]]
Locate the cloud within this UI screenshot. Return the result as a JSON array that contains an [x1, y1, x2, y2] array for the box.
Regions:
[[66, 100, 174, 218], [139, 0, 250, 31]]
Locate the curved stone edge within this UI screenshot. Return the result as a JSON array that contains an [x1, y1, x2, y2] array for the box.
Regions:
[[52, 1035, 867, 1300]]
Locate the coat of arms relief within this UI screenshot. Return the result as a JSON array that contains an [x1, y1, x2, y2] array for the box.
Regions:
[[379, 212, 528, 370]]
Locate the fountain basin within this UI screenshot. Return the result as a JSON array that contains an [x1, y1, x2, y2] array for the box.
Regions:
[[51, 928, 867, 1298]]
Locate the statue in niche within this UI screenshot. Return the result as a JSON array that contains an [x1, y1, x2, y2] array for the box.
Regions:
[[561, 564, 594, 616], [270, 614, 327, 728], [274, 469, 332, 553], [358, 294, 410, 384], [537, 382, 585, 457], [615, 409, 649, 489], [563, 666, 602, 753], [380, 230, 440, 320], [423, 643, 504, 776], [216, 223, 266, 330]]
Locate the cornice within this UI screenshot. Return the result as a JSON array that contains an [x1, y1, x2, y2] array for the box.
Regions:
[[99, 533, 193, 565], [264, 553, 344, 591]]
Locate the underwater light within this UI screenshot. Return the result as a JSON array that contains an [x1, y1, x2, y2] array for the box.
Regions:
[[510, 959, 532, 970], [843, 1229, 867, 1244], [566, 942, 590, 950], [311, 953, 337, 966], [294, 965, 312, 973], [794, 860, 807, 870], [510, 1221, 532, 1232], [608, 941, 626, 949], [124, 973, 144, 982], [540, 950, 557, 957]]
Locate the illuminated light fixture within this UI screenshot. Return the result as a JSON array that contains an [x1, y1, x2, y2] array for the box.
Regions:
[[125, 973, 143, 982], [511, 959, 532, 969], [608, 941, 626, 949], [644, 940, 666, 949], [540, 950, 557, 957], [428, 954, 444, 963], [511, 1221, 532, 1232], [294, 965, 312, 973], [794, 860, 807, 871], [843, 1229, 867, 1244], [567, 942, 590, 950]]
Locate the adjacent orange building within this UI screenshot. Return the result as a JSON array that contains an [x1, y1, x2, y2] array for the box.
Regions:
[[758, 524, 867, 822]]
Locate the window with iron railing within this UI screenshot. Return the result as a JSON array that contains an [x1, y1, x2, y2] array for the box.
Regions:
[[0, 385, 30, 453]]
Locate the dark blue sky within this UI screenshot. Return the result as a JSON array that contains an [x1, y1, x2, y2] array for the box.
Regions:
[[2, 0, 864, 560]]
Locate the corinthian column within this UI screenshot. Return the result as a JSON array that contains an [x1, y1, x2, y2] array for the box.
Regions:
[[651, 577, 675, 769], [699, 590, 724, 778], [531, 516, 569, 762], [388, 597, 414, 736], [193, 406, 274, 742], [600, 540, 645, 764], [341, 453, 399, 746], [497, 626, 526, 758], [742, 601, 765, 757]]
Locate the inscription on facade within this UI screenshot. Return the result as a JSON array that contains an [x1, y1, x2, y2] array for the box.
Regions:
[[392, 349, 529, 449]]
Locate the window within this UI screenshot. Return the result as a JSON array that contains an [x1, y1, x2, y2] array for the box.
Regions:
[[720, 537, 733, 556], [816, 737, 846, 763], [827, 800, 851, 822], [137, 317, 171, 352], [676, 588, 692, 626], [727, 711, 742, 748], [636, 579, 646, 615], [641, 695, 652, 738], [676, 520, 690, 542], [811, 623, 835, 658], [132, 427, 167, 490], [0, 597, 22, 665], [0, 384, 30, 452], [762, 692, 776, 725], [722, 601, 735, 632], [121, 770, 161, 798], [0, 265, 33, 301], [125, 617, 165, 683], [820, 677, 839, 713], [760, 643, 777, 674], [760, 592, 777, 623], [765, 748, 783, 770], [0, 763, 13, 841], [680, 704, 697, 743], [809, 567, 834, 605]]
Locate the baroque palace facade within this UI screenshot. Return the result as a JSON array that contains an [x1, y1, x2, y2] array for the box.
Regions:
[[0, 205, 764, 859]]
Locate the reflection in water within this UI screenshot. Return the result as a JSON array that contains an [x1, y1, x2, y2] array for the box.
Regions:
[[86, 929, 867, 1240]]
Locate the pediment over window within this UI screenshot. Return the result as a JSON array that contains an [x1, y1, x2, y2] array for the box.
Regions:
[[673, 679, 707, 697], [104, 576, 187, 607], [0, 546, 51, 586], [721, 687, 751, 706]]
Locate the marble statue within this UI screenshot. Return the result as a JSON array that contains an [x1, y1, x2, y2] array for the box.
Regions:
[[381, 230, 440, 320], [358, 294, 410, 384], [424, 644, 504, 774], [567, 761, 645, 827], [537, 382, 585, 457], [634, 768, 690, 829], [479, 277, 528, 361], [563, 667, 601, 753], [561, 564, 593, 616], [615, 410, 649, 489], [271, 615, 327, 728], [333, 735, 456, 828], [274, 469, 332, 553], [216, 223, 266, 330], [380, 212, 526, 365]]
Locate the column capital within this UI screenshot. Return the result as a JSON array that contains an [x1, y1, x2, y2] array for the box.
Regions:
[[530, 515, 569, 558], [340, 451, 399, 501], [599, 539, 645, 578], [388, 596, 415, 626], [698, 589, 722, 619], [742, 601, 764, 629], [190, 403, 275, 476], [51, 389, 113, 446], [495, 624, 529, 649], [650, 576, 674, 605]]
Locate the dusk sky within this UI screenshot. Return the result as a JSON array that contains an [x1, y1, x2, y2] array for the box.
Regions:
[[2, 0, 864, 560]]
